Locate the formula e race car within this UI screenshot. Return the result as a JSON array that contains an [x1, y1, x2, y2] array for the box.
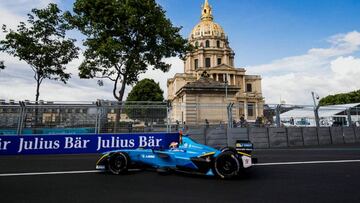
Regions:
[[96, 133, 256, 179]]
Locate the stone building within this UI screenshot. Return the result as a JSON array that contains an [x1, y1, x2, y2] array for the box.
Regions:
[[167, 0, 264, 125]]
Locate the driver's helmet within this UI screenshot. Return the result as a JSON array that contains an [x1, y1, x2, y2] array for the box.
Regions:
[[169, 142, 178, 149]]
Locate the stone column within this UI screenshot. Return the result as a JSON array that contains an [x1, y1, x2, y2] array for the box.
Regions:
[[244, 101, 248, 120], [255, 102, 259, 118], [242, 76, 246, 92], [212, 55, 216, 68]]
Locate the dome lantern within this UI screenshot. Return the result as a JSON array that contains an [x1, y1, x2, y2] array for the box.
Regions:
[[201, 0, 213, 21], [190, 0, 225, 40]]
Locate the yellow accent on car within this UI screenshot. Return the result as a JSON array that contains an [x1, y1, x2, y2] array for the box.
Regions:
[[199, 152, 215, 157], [237, 151, 251, 157], [96, 153, 109, 165]]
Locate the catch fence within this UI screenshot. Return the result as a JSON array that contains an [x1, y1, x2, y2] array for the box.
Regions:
[[0, 100, 359, 135]]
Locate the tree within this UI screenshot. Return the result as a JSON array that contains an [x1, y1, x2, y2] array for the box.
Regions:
[[127, 79, 164, 102], [0, 4, 79, 101], [0, 60, 4, 70], [66, 0, 189, 102], [319, 90, 360, 106], [125, 79, 166, 124]]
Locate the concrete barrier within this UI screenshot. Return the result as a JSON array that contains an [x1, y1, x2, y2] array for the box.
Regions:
[[355, 127, 360, 143], [343, 127, 356, 144], [302, 128, 318, 146], [317, 127, 331, 145], [188, 126, 358, 149], [268, 128, 287, 148], [227, 128, 249, 147], [188, 127, 206, 144], [206, 128, 227, 149], [330, 127, 344, 144], [249, 128, 269, 149], [287, 128, 304, 147]]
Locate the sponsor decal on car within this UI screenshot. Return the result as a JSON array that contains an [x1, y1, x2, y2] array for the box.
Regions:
[[242, 156, 252, 168]]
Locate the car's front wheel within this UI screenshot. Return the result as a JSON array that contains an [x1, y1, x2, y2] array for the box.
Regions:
[[108, 152, 130, 175], [213, 151, 240, 179]]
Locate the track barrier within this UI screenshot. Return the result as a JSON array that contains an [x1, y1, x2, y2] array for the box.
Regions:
[[0, 133, 179, 155]]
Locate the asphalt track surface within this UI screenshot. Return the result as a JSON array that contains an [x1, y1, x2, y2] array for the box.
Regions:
[[1, 144, 360, 203]]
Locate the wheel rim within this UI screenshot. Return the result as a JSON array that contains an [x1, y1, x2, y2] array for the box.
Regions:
[[109, 154, 127, 174], [216, 154, 239, 177]]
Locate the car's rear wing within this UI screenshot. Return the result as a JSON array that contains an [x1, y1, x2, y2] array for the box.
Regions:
[[235, 140, 253, 153]]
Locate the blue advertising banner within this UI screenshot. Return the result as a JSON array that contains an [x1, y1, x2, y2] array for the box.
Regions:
[[0, 133, 179, 155]]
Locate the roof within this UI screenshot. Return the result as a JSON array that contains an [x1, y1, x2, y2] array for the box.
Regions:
[[175, 76, 240, 95], [280, 103, 360, 118]]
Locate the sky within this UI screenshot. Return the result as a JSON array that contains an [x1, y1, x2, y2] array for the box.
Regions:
[[0, 0, 360, 104]]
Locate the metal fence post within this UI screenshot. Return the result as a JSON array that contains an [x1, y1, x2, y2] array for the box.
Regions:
[[227, 103, 234, 128], [347, 108, 352, 127], [275, 104, 281, 127], [16, 101, 26, 135], [95, 100, 102, 134], [166, 103, 171, 133], [312, 92, 320, 128]]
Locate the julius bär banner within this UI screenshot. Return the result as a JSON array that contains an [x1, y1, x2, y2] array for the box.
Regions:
[[0, 133, 179, 155]]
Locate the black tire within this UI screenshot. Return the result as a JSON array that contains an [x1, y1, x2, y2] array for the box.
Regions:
[[213, 151, 240, 179], [107, 152, 130, 175], [220, 147, 238, 154]]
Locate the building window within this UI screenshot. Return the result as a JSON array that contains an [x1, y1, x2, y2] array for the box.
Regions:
[[248, 103, 254, 117], [217, 40, 220, 48], [195, 41, 199, 48], [217, 58, 222, 65], [246, 83, 252, 92], [194, 59, 199, 69], [205, 40, 210, 48], [205, 58, 211, 68]]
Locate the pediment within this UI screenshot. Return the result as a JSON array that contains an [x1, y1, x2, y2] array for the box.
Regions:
[[210, 64, 235, 70]]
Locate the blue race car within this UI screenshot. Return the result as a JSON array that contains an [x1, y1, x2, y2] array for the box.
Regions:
[[96, 133, 256, 179]]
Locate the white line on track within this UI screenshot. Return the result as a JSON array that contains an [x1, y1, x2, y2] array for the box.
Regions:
[[0, 170, 100, 177], [254, 159, 360, 166], [0, 169, 142, 177], [1, 160, 360, 177]]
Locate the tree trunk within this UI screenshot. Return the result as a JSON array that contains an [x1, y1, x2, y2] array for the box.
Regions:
[[113, 75, 127, 133], [34, 78, 41, 134], [35, 79, 41, 102]]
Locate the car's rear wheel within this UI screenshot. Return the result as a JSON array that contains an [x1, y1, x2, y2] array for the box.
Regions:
[[213, 151, 240, 179], [108, 152, 130, 175]]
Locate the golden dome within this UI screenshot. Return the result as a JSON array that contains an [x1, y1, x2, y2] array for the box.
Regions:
[[190, 21, 225, 39], [189, 0, 225, 39]]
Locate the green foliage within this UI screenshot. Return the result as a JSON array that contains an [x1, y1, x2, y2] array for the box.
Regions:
[[127, 79, 164, 102], [319, 90, 360, 106], [66, 0, 190, 101], [125, 78, 166, 122], [0, 3, 79, 101]]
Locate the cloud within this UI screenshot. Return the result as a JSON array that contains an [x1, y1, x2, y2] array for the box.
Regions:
[[0, 0, 184, 102], [0, 0, 112, 102], [1, 1, 359, 104], [249, 31, 360, 76], [249, 31, 360, 104], [0, 0, 57, 14], [138, 57, 184, 98]]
